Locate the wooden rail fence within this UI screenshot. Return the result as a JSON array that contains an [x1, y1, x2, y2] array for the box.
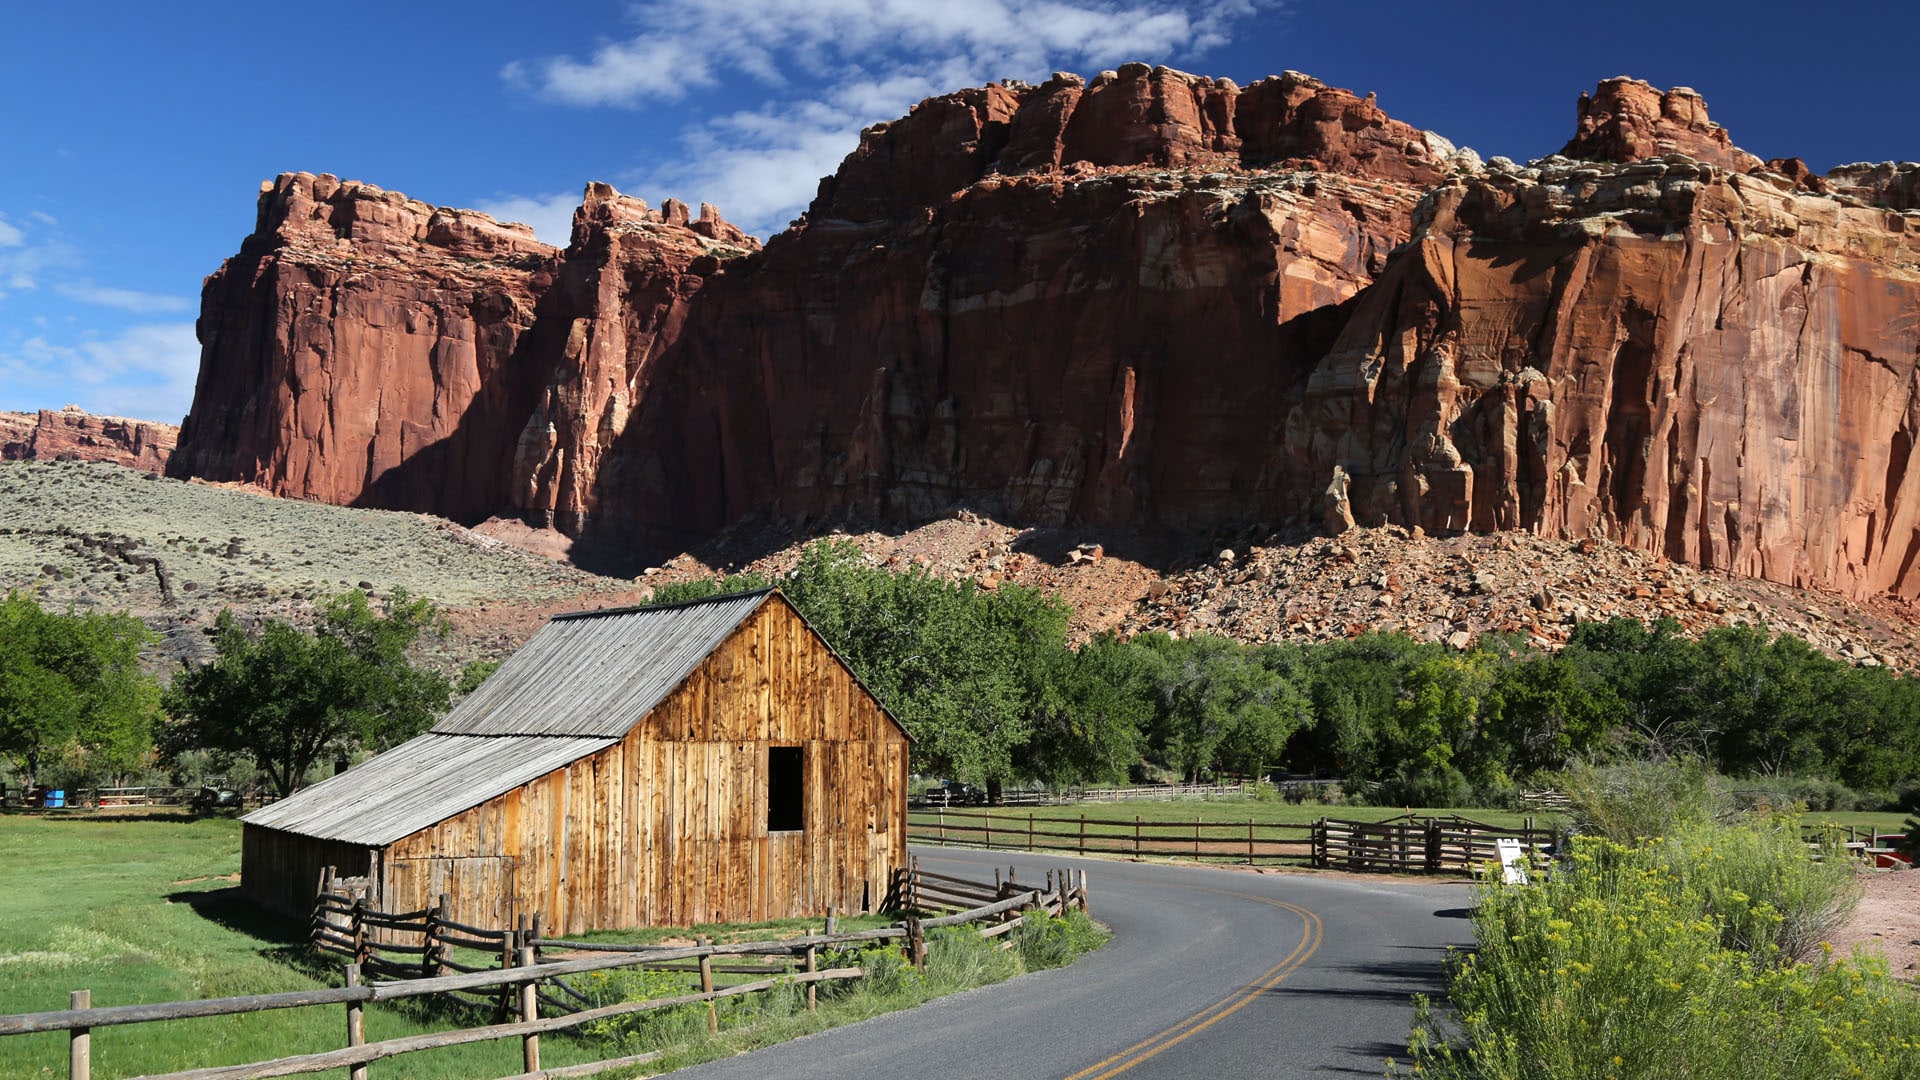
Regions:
[[908, 808, 1562, 875], [908, 808, 1315, 864], [1, 863, 1090, 1080], [1312, 815, 1560, 874]]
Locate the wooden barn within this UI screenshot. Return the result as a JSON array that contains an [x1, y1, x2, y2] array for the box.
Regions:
[[240, 589, 911, 933]]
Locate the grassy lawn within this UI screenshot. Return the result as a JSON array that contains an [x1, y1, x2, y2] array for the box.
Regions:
[[0, 810, 639, 1079]]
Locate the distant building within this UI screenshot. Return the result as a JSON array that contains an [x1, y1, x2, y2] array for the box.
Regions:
[[241, 590, 911, 933]]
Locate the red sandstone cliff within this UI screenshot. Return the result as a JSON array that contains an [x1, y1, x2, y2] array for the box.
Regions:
[[1, 406, 176, 470], [168, 69, 1920, 602]]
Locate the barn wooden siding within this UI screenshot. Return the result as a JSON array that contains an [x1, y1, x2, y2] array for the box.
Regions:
[[378, 596, 909, 933], [241, 825, 376, 917]]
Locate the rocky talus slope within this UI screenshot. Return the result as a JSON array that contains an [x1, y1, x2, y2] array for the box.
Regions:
[[168, 69, 1920, 606]]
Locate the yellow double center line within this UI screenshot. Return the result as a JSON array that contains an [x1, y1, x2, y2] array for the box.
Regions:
[[1061, 888, 1324, 1080]]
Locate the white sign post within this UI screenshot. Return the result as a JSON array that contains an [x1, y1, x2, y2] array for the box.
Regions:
[[1495, 837, 1528, 885]]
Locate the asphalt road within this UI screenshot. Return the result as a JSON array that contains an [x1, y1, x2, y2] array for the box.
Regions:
[[673, 848, 1474, 1079]]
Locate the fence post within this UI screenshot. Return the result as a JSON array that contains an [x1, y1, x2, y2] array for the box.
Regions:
[[530, 913, 544, 964], [497, 930, 518, 1022], [905, 917, 927, 970], [805, 943, 818, 1011], [1028, 812, 1035, 852], [344, 964, 366, 1080], [1079, 814, 1086, 856], [350, 898, 368, 965], [1134, 815, 1141, 859], [69, 989, 90, 1080], [421, 895, 444, 979], [517, 946, 539, 1073], [1424, 820, 1442, 873], [1247, 818, 1255, 865], [698, 937, 718, 1034], [985, 814, 993, 850], [937, 807, 946, 845]]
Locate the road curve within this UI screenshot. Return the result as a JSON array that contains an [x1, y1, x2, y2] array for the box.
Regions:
[[672, 848, 1474, 1079]]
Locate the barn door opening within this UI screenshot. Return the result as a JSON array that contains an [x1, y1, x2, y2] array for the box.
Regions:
[[387, 856, 522, 931]]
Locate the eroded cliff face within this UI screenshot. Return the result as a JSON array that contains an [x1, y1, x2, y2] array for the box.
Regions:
[[1, 406, 177, 470], [169, 68, 1920, 600], [170, 173, 756, 525], [1302, 155, 1920, 597]]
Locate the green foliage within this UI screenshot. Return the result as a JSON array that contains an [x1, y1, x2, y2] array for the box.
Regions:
[[1137, 633, 1311, 781], [644, 571, 775, 608], [781, 541, 1072, 786], [1557, 757, 1734, 843], [454, 659, 500, 695], [1408, 823, 1909, 1080], [0, 591, 160, 784], [1012, 907, 1106, 970], [162, 590, 453, 796]]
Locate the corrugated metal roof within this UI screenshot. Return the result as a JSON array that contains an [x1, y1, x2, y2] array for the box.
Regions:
[[431, 590, 772, 738], [242, 732, 617, 846]]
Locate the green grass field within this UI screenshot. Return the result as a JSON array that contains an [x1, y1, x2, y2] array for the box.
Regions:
[[0, 811, 639, 1079]]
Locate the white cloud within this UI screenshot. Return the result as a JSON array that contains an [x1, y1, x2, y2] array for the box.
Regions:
[[0, 215, 22, 247], [473, 192, 580, 248], [507, 0, 1272, 235], [55, 281, 194, 315], [0, 322, 201, 422]]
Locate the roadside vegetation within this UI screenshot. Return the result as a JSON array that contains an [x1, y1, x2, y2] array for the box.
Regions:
[[1405, 761, 1918, 1080]]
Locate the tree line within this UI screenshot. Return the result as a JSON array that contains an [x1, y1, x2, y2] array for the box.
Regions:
[[5, 538, 1919, 808], [659, 542, 1920, 808]]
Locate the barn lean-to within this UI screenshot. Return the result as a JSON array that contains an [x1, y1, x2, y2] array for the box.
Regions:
[[240, 589, 911, 934]]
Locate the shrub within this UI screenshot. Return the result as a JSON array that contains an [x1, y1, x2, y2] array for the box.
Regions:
[[1657, 818, 1858, 963], [1013, 907, 1105, 971], [1408, 828, 1906, 1080], [1557, 757, 1733, 842]]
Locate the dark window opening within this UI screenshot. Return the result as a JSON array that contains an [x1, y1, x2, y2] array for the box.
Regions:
[[768, 746, 804, 832]]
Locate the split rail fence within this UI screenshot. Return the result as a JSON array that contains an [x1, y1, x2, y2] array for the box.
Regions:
[[0, 862, 1089, 1080], [1312, 815, 1560, 874], [909, 807, 1315, 864], [908, 808, 1562, 874]]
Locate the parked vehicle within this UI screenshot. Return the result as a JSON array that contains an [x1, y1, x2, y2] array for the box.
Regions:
[[923, 779, 987, 806], [191, 787, 242, 811]]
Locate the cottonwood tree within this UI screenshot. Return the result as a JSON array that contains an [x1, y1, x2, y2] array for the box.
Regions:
[[0, 592, 161, 785], [163, 590, 452, 797]]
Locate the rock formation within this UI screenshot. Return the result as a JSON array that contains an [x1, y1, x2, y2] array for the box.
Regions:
[[168, 69, 1920, 602], [170, 173, 756, 525], [1, 406, 176, 470]]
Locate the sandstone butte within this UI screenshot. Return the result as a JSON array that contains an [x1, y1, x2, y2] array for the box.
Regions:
[[167, 68, 1920, 601], [2, 405, 176, 471]]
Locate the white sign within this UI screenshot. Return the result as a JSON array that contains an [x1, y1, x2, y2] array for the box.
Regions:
[[1495, 837, 1528, 885]]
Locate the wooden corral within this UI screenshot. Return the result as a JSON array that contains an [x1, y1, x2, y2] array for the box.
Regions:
[[241, 590, 912, 934]]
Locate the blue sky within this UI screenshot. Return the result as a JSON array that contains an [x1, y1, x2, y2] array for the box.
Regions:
[[3, 1, 1911, 423]]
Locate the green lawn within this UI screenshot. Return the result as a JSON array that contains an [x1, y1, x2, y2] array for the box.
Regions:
[[0, 811, 640, 1079]]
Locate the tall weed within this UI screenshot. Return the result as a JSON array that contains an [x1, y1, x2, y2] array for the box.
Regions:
[[1557, 757, 1733, 842]]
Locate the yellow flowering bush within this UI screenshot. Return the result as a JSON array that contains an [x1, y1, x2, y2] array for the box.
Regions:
[[1408, 824, 1918, 1079]]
